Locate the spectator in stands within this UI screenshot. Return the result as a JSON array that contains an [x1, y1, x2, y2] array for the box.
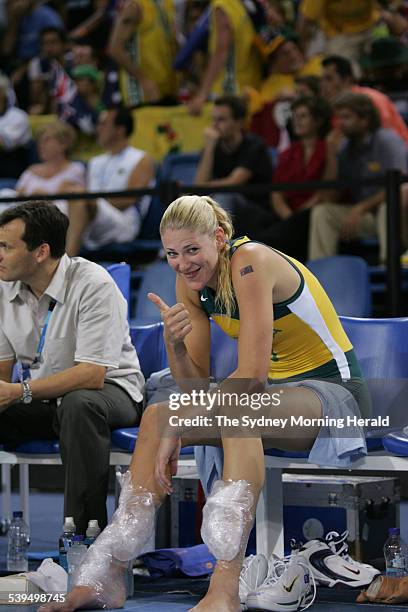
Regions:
[[188, 0, 263, 115], [294, 74, 322, 98], [255, 96, 332, 262], [359, 36, 408, 92], [195, 95, 275, 237], [297, 0, 379, 62], [28, 27, 70, 115], [66, 106, 155, 255], [321, 55, 408, 145], [64, 0, 115, 53], [255, 34, 322, 105], [1, 0, 64, 109], [108, 0, 178, 107], [2, 0, 64, 62], [15, 121, 85, 218], [58, 64, 105, 136], [0, 75, 32, 179], [0, 201, 144, 536], [308, 92, 407, 263]]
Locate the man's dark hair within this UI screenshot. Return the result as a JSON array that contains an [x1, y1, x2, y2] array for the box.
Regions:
[[214, 95, 248, 120], [333, 92, 381, 132], [294, 74, 321, 97], [0, 201, 69, 258], [291, 95, 333, 138], [322, 55, 353, 79], [112, 106, 134, 137], [40, 27, 66, 43]]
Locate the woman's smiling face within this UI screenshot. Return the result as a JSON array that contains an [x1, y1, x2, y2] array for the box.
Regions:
[[161, 228, 223, 291]]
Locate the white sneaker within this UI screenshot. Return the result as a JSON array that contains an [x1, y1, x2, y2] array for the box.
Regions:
[[325, 530, 379, 571], [298, 536, 379, 588], [246, 553, 315, 611], [239, 554, 269, 608]]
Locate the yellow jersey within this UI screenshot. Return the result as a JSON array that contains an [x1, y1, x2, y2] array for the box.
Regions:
[[120, 0, 177, 106], [199, 237, 363, 385], [210, 0, 262, 95], [300, 0, 378, 37]]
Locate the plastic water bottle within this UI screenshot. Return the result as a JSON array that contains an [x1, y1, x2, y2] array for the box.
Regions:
[[84, 519, 101, 547], [59, 516, 76, 572], [67, 535, 87, 591], [384, 528, 408, 577], [7, 511, 29, 572]]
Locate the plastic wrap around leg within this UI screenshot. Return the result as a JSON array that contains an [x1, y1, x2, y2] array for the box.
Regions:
[[72, 471, 157, 607], [201, 479, 254, 561]]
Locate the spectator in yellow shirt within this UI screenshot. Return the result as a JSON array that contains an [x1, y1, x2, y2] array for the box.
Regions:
[[298, 0, 379, 62]]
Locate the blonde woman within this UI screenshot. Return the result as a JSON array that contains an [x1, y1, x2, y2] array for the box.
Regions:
[[16, 121, 85, 207], [42, 195, 370, 612]]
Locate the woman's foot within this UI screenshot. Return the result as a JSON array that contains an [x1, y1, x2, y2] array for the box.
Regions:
[[38, 561, 127, 612], [189, 589, 241, 612]]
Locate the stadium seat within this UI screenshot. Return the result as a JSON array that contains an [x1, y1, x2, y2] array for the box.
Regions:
[[133, 261, 176, 324], [106, 262, 131, 304], [307, 255, 371, 317], [340, 316, 408, 448], [160, 152, 200, 184]]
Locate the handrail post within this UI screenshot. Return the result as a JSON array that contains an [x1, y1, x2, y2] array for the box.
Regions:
[[385, 169, 402, 316]]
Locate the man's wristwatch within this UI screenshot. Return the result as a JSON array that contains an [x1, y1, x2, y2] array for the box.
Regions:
[[21, 380, 33, 404]]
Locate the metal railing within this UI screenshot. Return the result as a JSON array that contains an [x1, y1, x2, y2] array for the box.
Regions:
[[0, 170, 406, 315]]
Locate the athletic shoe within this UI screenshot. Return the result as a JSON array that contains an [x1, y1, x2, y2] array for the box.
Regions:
[[246, 553, 316, 611], [297, 538, 379, 588], [239, 554, 269, 609], [325, 530, 379, 571]]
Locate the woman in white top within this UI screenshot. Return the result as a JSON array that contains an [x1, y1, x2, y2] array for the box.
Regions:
[[16, 120, 86, 217]]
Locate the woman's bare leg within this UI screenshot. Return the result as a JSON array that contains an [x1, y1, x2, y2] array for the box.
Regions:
[[191, 386, 322, 612], [39, 387, 322, 612]]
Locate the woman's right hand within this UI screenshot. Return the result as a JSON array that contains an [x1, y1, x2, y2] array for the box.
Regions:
[[147, 293, 192, 345]]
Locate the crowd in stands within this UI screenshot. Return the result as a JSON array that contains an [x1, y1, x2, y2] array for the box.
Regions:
[[0, 0, 407, 262]]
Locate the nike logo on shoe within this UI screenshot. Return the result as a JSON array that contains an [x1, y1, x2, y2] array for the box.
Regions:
[[283, 575, 299, 592], [345, 566, 360, 575], [200, 295, 208, 301]]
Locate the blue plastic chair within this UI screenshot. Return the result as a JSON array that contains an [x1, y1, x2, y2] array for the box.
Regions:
[[106, 263, 131, 305], [160, 152, 200, 184], [340, 316, 408, 449], [133, 261, 176, 324], [307, 255, 371, 317], [0, 178, 17, 190]]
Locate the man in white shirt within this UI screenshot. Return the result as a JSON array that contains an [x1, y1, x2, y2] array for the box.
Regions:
[[66, 106, 155, 255], [0, 201, 145, 534], [0, 75, 32, 178]]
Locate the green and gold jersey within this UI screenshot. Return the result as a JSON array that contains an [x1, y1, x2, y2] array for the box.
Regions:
[[198, 236, 362, 383]]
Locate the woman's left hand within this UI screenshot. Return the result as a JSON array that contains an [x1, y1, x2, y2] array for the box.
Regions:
[[155, 434, 182, 495]]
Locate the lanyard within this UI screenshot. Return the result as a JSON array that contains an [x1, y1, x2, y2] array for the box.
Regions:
[[19, 298, 57, 381]]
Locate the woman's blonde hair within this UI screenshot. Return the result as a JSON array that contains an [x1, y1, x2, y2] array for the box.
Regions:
[[37, 120, 77, 156], [160, 195, 235, 317]]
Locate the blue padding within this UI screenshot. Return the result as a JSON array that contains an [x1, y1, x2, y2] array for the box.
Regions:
[[161, 152, 200, 184], [210, 322, 237, 380], [106, 263, 131, 303], [383, 428, 408, 456], [265, 448, 309, 459], [134, 261, 176, 322], [340, 316, 408, 434], [111, 427, 193, 455], [307, 256, 371, 317], [130, 323, 168, 379], [366, 437, 383, 451], [13, 439, 60, 454], [28, 550, 59, 561]]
